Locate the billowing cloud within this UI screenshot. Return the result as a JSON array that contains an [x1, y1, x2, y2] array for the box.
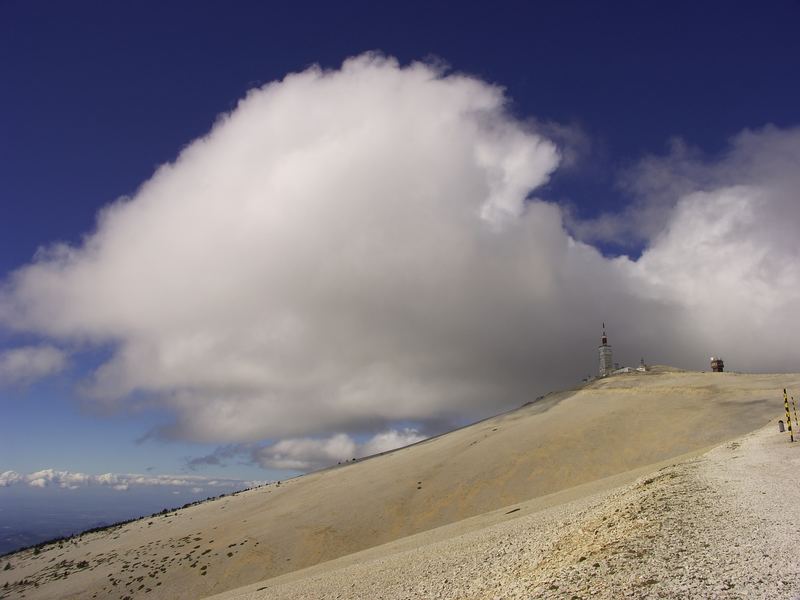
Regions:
[[0, 468, 244, 492], [359, 428, 426, 457], [254, 434, 357, 471], [0, 471, 23, 487], [568, 126, 800, 251], [616, 126, 800, 371], [0, 345, 67, 385], [1, 54, 800, 453], [253, 428, 426, 471]]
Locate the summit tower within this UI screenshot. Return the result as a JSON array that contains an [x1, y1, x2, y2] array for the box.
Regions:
[[599, 323, 613, 377]]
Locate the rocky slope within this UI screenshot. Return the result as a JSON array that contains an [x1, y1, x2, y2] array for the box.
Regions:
[[1, 368, 795, 599], [216, 423, 800, 599]]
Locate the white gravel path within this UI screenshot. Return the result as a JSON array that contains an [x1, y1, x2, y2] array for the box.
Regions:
[[221, 423, 800, 600]]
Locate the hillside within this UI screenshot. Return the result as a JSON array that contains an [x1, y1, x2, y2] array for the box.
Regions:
[[1, 368, 795, 600], [212, 421, 800, 599]]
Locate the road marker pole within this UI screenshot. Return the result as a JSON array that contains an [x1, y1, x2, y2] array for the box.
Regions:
[[784, 389, 794, 443], [793, 396, 799, 434]]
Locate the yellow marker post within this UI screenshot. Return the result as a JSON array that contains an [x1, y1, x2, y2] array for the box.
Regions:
[[793, 397, 799, 433], [784, 389, 794, 443]]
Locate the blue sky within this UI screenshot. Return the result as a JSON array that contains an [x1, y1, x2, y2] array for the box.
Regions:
[[2, 0, 800, 534], [4, 1, 800, 272]]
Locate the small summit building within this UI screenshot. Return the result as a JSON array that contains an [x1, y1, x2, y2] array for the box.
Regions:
[[598, 323, 613, 377]]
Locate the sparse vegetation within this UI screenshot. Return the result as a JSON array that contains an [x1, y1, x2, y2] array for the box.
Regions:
[[0, 486, 255, 558]]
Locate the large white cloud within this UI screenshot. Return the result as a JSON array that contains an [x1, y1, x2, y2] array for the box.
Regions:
[[1, 54, 800, 449]]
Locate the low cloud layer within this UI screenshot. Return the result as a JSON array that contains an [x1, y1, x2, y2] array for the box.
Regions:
[[0, 469, 245, 492], [2, 54, 800, 454]]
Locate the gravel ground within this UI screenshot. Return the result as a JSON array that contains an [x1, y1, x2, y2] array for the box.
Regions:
[[224, 423, 800, 600]]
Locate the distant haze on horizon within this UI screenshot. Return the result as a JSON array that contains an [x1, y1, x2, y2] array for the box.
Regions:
[[2, 1, 800, 508]]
